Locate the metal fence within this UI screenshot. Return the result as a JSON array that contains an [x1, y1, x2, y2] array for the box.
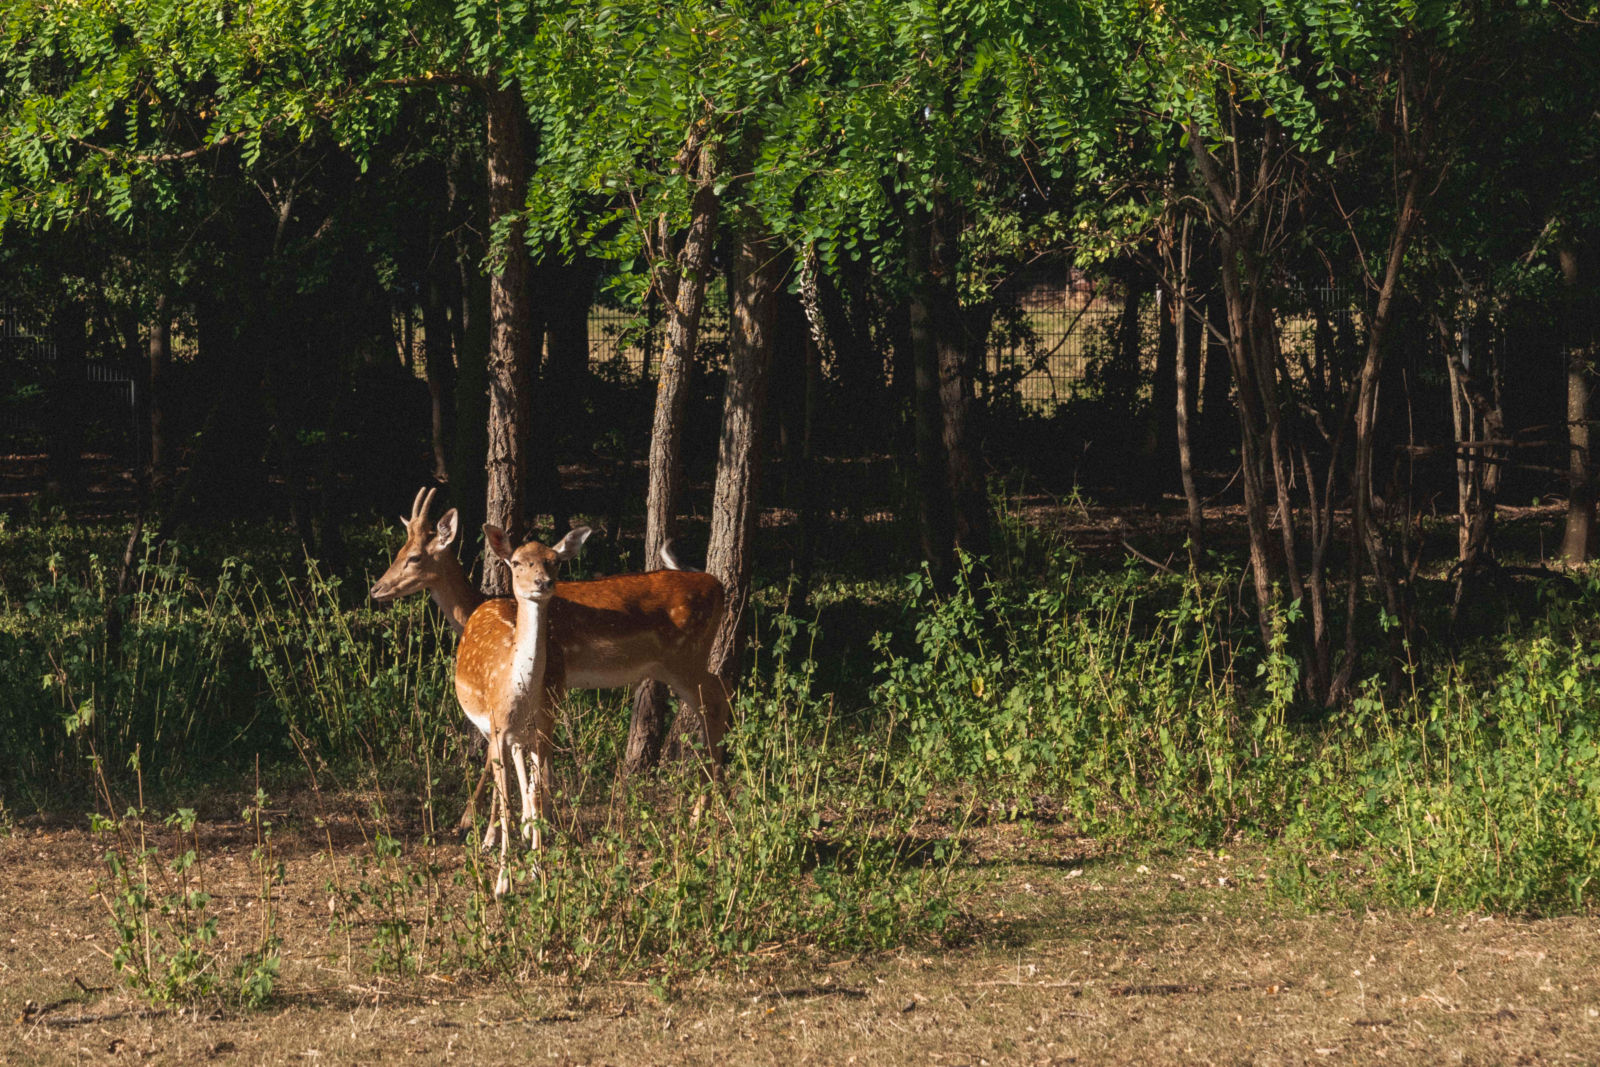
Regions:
[[584, 283, 1166, 411], [1, 308, 53, 442], [583, 286, 1126, 406], [587, 301, 731, 381], [588, 304, 652, 378], [1, 306, 140, 454], [984, 288, 1129, 408]]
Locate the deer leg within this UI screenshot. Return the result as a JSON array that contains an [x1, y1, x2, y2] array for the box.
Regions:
[[490, 731, 514, 897], [482, 779, 503, 851], [528, 704, 556, 855], [459, 756, 493, 838], [479, 748, 502, 851], [511, 742, 535, 846], [664, 669, 733, 779]]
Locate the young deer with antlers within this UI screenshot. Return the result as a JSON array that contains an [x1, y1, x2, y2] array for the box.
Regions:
[[370, 487, 501, 837], [370, 489, 731, 885]]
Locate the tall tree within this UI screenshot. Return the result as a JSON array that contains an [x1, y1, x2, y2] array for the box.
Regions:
[[626, 137, 721, 775], [1560, 243, 1598, 564], [705, 229, 783, 684]]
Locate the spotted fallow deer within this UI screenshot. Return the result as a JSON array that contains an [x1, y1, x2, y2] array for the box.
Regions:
[[370, 490, 730, 883], [368, 488, 716, 847], [475, 523, 729, 894]]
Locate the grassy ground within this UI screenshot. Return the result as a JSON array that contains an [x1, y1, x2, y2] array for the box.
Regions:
[[5, 789, 1599, 1065], [8, 485, 1600, 1063]]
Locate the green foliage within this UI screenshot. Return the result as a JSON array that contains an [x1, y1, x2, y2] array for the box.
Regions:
[[1280, 592, 1600, 913], [242, 561, 462, 765], [869, 526, 1600, 914], [2, 536, 254, 802], [15, 505, 1600, 940], [91, 755, 281, 1009], [873, 548, 1307, 842], [13, 505, 1600, 1010], [0, 524, 469, 807]]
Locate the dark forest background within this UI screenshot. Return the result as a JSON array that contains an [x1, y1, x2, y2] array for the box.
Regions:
[[4, 0, 1600, 933]]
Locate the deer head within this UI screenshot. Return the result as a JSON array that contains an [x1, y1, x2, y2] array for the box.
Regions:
[[484, 524, 593, 603], [369, 486, 462, 602]]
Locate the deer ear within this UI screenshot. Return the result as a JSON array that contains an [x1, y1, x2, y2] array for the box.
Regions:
[[484, 524, 514, 562], [431, 509, 459, 551], [552, 525, 593, 561]]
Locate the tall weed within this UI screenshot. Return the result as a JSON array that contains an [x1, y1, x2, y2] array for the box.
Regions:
[[240, 561, 462, 770], [5, 542, 253, 799], [90, 752, 282, 1009]]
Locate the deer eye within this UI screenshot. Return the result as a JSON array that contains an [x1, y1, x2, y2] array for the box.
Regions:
[[407, 554, 423, 564]]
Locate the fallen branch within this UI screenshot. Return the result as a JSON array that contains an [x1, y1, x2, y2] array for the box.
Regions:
[[22, 1006, 170, 1029], [1121, 538, 1179, 576]]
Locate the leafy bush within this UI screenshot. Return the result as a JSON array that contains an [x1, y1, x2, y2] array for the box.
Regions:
[[241, 560, 463, 768], [873, 550, 1306, 842], [3, 541, 255, 801], [871, 540, 1600, 914], [1282, 600, 1600, 913], [91, 756, 282, 1009], [0, 531, 467, 805]]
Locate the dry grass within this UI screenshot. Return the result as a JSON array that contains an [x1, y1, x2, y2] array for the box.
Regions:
[[4, 794, 1599, 1065]]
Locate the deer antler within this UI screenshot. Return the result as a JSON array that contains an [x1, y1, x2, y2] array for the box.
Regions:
[[408, 486, 439, 531]]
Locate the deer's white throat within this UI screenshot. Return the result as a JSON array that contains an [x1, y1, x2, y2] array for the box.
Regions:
[[509, 598, 550, 705]]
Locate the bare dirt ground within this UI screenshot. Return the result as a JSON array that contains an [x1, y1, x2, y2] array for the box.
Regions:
[[4, 797, 1598, 1066]]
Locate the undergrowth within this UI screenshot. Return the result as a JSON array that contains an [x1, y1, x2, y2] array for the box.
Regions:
[[91, 752, 282, 1009], [5, 509, 1600, 1009]]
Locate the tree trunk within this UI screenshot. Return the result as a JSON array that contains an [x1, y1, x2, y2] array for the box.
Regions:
[[190, 286, 270, 518], [1200, 278, 1234, 455], [423, 264, 457, 485], [625, 139, 720, 777], [148, 291, 172, 485], [705, 230, 782, 685], [523, 258, 565, 532], [1447, 311, 1507, 624], [1188, 122, 1324, 694], [1560, 245, 1596, 564], [791, 246, 832, 607], [542, 254, 598, 454], [481, 83, 535, 596], [938, 301, 991, 567], [46, 305, 86, 500], [529, 255, 596, 535], [906, 207, 957, 589], [771, 286, 819, 601], [454, 248, 492, 578], [1168, 218, 1205, 566], [1348, 169, 1422, 662], [1210, 226, 1279, 647], [1108, 264, 1146, 418], [821, 252, 882, 438], [1153, 279, 1179, 491], [263, 279, 316, 556]]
